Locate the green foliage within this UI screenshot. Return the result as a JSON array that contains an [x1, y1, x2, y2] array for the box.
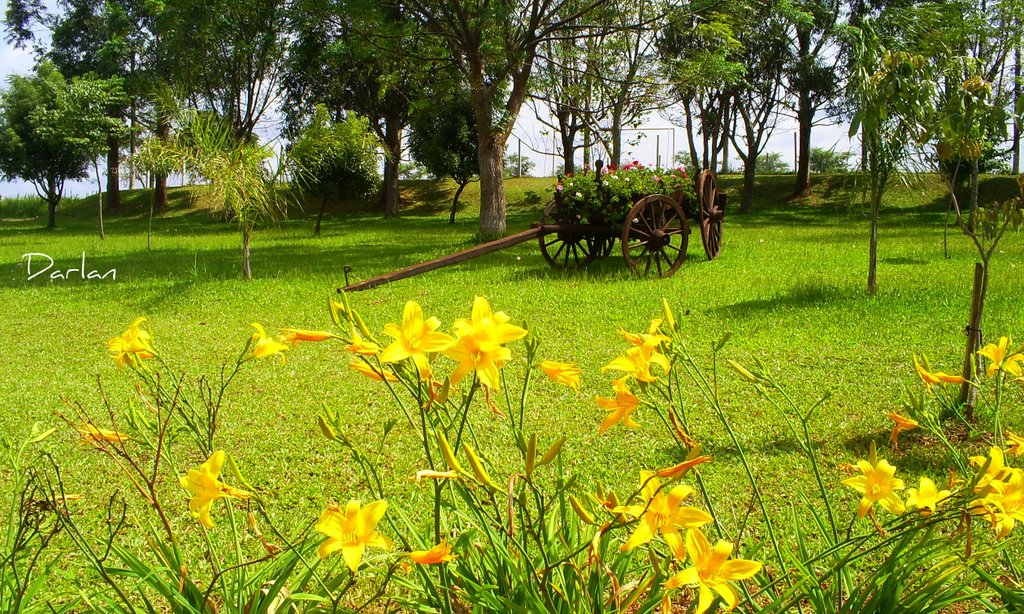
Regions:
[[409, 92, 478, 186], [290, 105, 381, 202], [0, 63, 127, 223], [555, 163, 695, 224], [133, 109, 288, 277], [0, 425, 67, 613], [810, 147, 854, 173], [157, 0, 289, 137], [504, 153, 536, 179], [176, 111, 284, 231], [758, 152, 791, 174]]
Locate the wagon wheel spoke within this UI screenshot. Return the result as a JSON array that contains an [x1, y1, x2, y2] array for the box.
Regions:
[[621, 195, 690, 277], [552, 240, 568, 261]]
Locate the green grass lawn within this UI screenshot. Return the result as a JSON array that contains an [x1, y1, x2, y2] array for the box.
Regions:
[[1, 173, 1023, 601]]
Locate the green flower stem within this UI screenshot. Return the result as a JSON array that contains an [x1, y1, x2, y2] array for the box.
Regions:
[[372, 356, 416, 431], [679, 353, 787, 582], [763, 385, 839, 542], [452, 377, 479, 451], [649, 398, 727, 540]]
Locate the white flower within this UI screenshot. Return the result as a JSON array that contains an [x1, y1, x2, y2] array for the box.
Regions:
[[575, 192, 583, 198]]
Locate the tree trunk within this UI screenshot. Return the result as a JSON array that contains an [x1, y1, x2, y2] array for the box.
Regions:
[[148, 188, 155, 250], [867, 179, 880, 296], [610, 107, 623, 167], [958, 262, 987, 418], [684, 100, 700, 171], [969, 158, 980, 220], [582, 124, 591, 169], [95, 160, 105, 240], [155, 115, 170, 210], [383, 119, 403, 217], [477, 135, 507, 235], [450, 181, 468, 224], [242, 226, 252, 281], [314, 195, 327, 237], [107, 136, 121, 210], [560, 118, 576, 175], [741, 143, 757, 213], [47, 200, 57, 228], [129, 102, 137, 190], [1014, 45, 1021, 174], [720, 98, 731, 173], [794, 93, 814, 195]]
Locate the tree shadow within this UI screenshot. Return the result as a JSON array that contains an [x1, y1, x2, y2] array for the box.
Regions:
[[716, 283, 858, 318]]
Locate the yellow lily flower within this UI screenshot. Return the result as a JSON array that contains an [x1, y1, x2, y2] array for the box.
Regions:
[[108, 317, 157, 367], [664, 528, 762, 614], [178, 450, 251, 528], [408, 540, 458, 564], [977, 337, 1024, 377], [618, 323, 670, 353], [603, 346, 670, 383], [349, 361, 398, 383], [912, 355, 966, 389], [616, 471, 712, 551], [905, 477, 951, 517], [346, 330, 381, 356], [538, 360, 582, 391], [971, 446, 1012, 493], [249, 323, 288, 362], [443, 297, 527, 391], [78, 422, 129, 445], [596, 378, 641, 433], [279, 328, 334, 345], [1006, 431, 1024, 457], [315, 499, 392, 572], [380, 301, 454, 380], [841, 444, 905, 518], [983, 469, 1024, 539], [886, 413, 918, 451]]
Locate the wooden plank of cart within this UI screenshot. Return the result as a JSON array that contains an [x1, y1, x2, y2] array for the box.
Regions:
[[341, 161, 726, 292]]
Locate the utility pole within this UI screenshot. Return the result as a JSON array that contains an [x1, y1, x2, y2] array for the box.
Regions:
[[518, 138, 523, 178]]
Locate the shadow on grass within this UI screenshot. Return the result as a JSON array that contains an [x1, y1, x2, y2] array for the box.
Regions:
[[716, 283, 859, 318]]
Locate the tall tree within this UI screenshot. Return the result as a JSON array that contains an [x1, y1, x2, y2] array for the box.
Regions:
[[595, 0, 666, 167], [848, 23, 933, 296], [782, 0, 842, 196], [728, 0, 788, 212], [289, 105, 381, 236], [409, 86, 479, 224], [400, 0, 613, 234], [0, 64, 128, 228], [660, 3, 745, 172], [284, 0, 426, 217], [159, 0, 288, 140], [531, 29, 609, 175], [6, 0, 149, 211]]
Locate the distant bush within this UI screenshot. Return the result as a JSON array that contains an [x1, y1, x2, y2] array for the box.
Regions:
[[810, 147, 855, 174], [0, 195, 47, 217]]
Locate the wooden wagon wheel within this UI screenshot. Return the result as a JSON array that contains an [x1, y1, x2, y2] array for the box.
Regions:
[[537, 200, 597, 269], [621, 194, 689, 277], [697, 169, 724, 260]]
